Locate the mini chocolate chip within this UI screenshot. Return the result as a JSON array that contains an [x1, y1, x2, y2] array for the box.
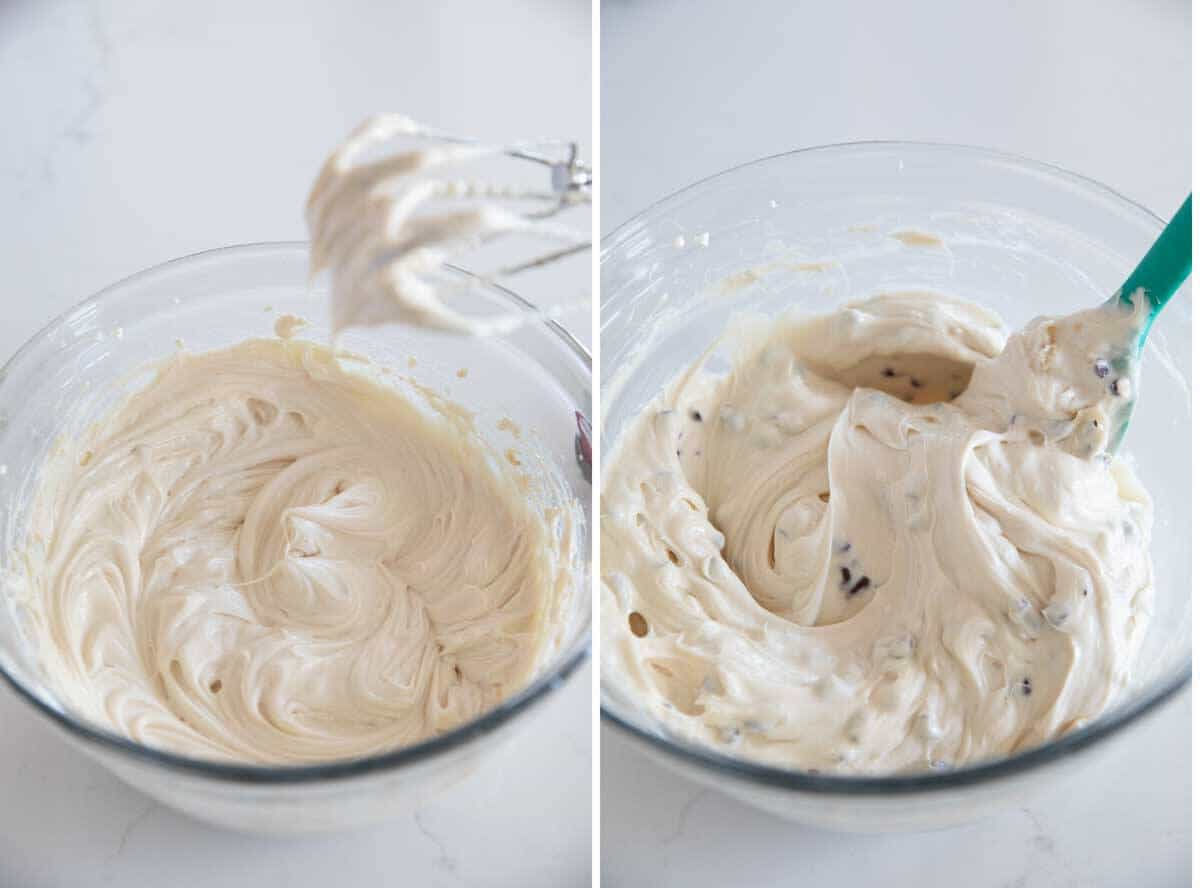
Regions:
[[839, 566, 851, 585], [628, 612, 649, 637], [690, 410, 703, 422], [838, 541, 852, 553], [882, 367, 896, 378], [1082, 585, 1089, 597], [848, 576, 870, 596], [1094, 359, 1111, 379], [1092, 419, 1100, 428], [675, 449, 682, 457], [1021, 677, 1033, 696], [1109, 379, 1122, 396], [910, 378, 923, 389]]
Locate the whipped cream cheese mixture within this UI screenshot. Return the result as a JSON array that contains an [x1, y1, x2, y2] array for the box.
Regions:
[[602, 291, 1154, 773], [11, 339, 571, 763], [2, 114, 588, 765]]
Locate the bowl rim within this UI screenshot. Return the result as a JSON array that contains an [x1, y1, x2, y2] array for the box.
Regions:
[[599, 140, 1191, 795], [602, 138, 1178, 290], [0, 240, 592, 785]]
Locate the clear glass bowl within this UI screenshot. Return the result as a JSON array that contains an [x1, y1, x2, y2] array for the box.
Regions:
[[599, 142, 1190, 831], [0, 243, 591, 834]]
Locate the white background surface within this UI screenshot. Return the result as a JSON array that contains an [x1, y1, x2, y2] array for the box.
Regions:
[[0, 1, 590, 886], [600, 0, 1191, 886]]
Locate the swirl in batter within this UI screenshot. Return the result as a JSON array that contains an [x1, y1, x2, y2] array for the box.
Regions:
[[13, 338, 568, 763], [601, 292, 1153, 773]]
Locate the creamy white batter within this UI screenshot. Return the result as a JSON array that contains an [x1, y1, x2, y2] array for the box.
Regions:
[[12, 338, 570, 763], [601, 291, 1153, 773], [307, 113, 586, 336]]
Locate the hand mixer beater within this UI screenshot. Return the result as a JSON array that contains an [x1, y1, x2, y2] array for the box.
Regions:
[[306, 113, 591, 336]]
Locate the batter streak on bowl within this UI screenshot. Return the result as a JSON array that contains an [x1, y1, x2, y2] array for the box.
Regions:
[[9, 337, 571, 764], [601, 291, 1154, 774]]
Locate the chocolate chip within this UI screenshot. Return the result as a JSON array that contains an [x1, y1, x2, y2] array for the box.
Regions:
[[690, 410, 703, 422], [1109, 379, 1122, 396], [628, 612, 649, 637], [1021, 677, 1033, 696], [848, 576, 870, 596], [910, 378, 923, 389], [839, 566, 851, 585], [675, 449, 682, 457], [1094, 359, 1110, 378], [882, 367, 896, 378]]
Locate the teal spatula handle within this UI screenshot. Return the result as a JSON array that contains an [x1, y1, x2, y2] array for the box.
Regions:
[[1117, 194, 1192, 322]]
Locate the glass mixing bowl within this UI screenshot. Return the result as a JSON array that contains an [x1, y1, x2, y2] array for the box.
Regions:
[[599, 142, 1190, 831], [0, 243, 591, 834]]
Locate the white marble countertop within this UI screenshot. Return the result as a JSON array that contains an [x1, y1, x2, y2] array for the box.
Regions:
[[600, 0, 1190, 884], [0, 664, 590, 888], [0, 1, 590, 885], [602, 692, 1190, 887]]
